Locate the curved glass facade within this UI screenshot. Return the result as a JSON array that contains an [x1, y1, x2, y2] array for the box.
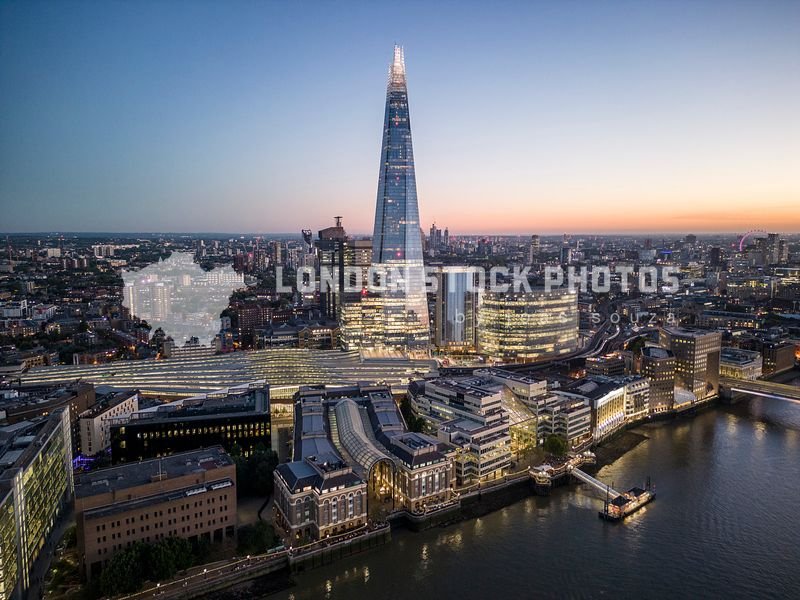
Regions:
[[333, 400, 393, 475], [478, 288, 579, 362]]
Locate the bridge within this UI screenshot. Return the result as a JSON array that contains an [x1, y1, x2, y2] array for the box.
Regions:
[[720, 377, 800, 405], [568, 467, 621, 499]]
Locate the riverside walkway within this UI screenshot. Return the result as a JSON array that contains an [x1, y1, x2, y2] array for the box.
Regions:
[[568, 466, 621, 499]]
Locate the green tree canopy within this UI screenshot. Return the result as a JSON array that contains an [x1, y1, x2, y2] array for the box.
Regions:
[[543, 435, 568, 457], [98, 537, 196, 596], [233, 443, 279, 498]]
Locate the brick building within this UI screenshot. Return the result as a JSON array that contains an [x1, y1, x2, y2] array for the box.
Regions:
[[74, 446, 237, 579]]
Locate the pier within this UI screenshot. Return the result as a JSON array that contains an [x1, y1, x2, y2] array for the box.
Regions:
[[565, 466, 655, 522], [531, 456, 655, 522], [568, 467, 621, 499]]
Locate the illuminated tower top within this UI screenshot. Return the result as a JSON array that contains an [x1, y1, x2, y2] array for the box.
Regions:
[[372, 44, 423, 264], [389, 44, 406, 91], [367, 45, 429, 354]]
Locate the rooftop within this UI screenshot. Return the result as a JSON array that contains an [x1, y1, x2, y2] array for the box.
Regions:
[[293, 384, 449, 477], [661, 326, 720, 339], [642, 346, 674, 359], [84, 477, 235, 520], [720, 348, 763, 365], [427, 378, 501, 399], [564, 378, 625, 402], [80, 389, 137, 419], [275, 459, 362, 495], [485, 368, 544, 385], [0, 410, 67, 488], [19, 347, 435, 396], [74, 446, 233, 499], [129, 381, 268, 423]]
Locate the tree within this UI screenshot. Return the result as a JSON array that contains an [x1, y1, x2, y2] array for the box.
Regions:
[[400, 396, 425, 433], [627, 336, 646, 356], [233, 444, 279, 498], [237, 521, 279, 555], [543, 435, 568, 457], [98, 537, 196, 596], [62, 525, 77, 549], [99, 543, 145, 596]]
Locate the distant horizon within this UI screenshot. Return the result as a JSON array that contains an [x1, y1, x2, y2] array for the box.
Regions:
[[1, 2, 798, 233], [2, 229, 798, 239]]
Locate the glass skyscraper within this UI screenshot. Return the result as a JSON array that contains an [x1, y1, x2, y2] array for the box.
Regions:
[[369, 46, 430, 354], [433, 267, 481, 352], [477, 288, 579, 362]]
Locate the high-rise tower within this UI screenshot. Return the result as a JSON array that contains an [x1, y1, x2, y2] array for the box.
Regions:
[[369, 45, 430, 353]]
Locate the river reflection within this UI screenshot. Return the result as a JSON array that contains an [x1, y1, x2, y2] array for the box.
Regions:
[[281, 398, 800, 599]]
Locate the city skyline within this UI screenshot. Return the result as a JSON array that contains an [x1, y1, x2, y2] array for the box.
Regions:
[[2, 1, 799, 234], [2, 4, 800, 599]]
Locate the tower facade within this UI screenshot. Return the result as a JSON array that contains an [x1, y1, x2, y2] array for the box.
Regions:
[[370, 45, 430, 353]]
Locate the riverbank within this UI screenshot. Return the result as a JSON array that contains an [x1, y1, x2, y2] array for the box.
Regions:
[[592, 429, 649, 470], [195, 413, 714, 598], [192, 570, 294, 600], [275, 399, 800, 599]]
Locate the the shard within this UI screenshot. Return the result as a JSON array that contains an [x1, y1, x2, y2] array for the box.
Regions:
[[370, 45, 430, 354]]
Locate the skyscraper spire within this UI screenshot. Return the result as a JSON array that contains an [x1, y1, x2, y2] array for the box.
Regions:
[[389, 44, 406, 90], [369, 45, 430, 354]]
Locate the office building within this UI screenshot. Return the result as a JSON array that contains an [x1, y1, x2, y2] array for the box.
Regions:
[[720, 348, 763, 380], [478, 288, 578, 362], [528, 235, 540, 264], [274, 385, 453, 542], [709, 246, 722, 267], [343, 238, 373, 292], [485, 369, 549, 404], [766, 232, 782, 265], [110, 382, 269, 463], [317, 231, 344, 318], [0, 409, 73, 600], [79, 390, 139, 456], [697, 310, 763, 330], [273, 456, 367, 544], [585, 353, 627, 377], [368, 46, 430, 354], [659, 327, 721, 402], [339, 291, 387, 352], [411, 377, 512, 485], [0, 382, 95, 455], [74, 446, 236, 579], [565, 379, 627, 443], [433, 266, 481, 352], [315, 217, 372, 322], [559, 244, 572, 265], [759, 340, 796, 375], [535, 395, 592, 449], [641, 346, 676, 413], [620, 376, 650, 423]]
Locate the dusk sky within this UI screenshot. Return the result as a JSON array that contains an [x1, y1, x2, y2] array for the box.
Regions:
[[1, 1, 799, 235]]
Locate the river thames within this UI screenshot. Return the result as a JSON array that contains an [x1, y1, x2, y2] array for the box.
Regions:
[[282, 397, 800, 599]]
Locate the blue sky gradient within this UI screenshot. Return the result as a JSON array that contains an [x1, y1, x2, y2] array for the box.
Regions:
[[1, 1, 798, 234]]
